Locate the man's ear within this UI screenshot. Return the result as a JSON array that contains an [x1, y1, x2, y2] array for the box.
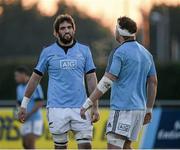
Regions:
[[53, 30, 58, 38]]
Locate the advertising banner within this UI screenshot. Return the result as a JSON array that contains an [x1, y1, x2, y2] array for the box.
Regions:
[[0, 108, 142, 149], [141, 108, 180, 149]]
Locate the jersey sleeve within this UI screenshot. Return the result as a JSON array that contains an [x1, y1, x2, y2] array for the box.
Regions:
[[16, 86, 21, 102], [106, 50, 122, 77], [34, 49, 48, 76], [85, 47, 96, 73], [16, 86, 22, 105], [148, 56, 157, 76], [33, 84, 44, 101]]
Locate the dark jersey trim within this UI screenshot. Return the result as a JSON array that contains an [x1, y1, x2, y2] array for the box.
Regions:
[[86, 69, 96, 74], [114, 39, 136, 50], [33, 69, 43, 76], [121, 39, 135, 45], [56, 40, 76, 54]]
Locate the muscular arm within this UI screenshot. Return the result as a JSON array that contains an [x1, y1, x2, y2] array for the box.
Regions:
[[86, 72, 101, 122], [89, 72, 117, 104], [81, 72, 117, 119], [24, 72, 42, 98], [86, 72, 98, 107], [146, 75, 158, 108]]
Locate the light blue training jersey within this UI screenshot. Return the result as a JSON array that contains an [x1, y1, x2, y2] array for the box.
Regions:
[[34, 41, 96, 108], [16, 84, 43, 121], [106, 40, 157, 110]]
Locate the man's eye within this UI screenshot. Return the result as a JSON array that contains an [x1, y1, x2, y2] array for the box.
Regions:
[[60, 27, 65, 30], [68, 26, 72, 29]]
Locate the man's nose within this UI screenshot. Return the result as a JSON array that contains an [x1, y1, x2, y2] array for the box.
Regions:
[[64, 28, 70, 33]]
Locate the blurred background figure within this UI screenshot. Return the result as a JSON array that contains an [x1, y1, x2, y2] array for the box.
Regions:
[[14, 66, 44, 149]]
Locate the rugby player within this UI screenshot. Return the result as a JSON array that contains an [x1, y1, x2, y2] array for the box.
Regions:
[[81, 16, 158, 149], [14, 66, 44, 149], [18, 14, 99, 149]]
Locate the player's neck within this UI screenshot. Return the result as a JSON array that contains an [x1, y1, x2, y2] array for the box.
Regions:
[[125, 36, 135, 41], [119, 36, 135, 44]]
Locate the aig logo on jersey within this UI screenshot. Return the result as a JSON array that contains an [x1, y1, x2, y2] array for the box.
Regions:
[[60, 59, 77, 69]]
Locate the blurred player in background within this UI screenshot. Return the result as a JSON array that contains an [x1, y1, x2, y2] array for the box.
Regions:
[[18, 14, 99, 149], [14, 66, 44, 149], [81, 16, 158, 149]]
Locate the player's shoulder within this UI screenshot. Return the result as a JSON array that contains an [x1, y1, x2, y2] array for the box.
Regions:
[[144, 47, 153, 57], [118, 40, 136, 51], [76, 41, 91, 50], [76, 41, 92, 58], [137, 42, 153, 57], [41, 42, 57, 53], [112, 44, 124, 56]]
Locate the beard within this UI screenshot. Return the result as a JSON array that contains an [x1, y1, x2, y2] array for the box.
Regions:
[[58, 33, 74, 44]]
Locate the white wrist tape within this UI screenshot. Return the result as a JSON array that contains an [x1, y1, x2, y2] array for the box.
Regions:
[[146, 108, 153, 113], [21, 97, 30, 108], [97, 76, 113, 94], [82, 98, 93, 109]]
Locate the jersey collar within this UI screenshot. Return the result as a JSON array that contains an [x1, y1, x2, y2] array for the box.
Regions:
[[121, 39, 136, 45], [56, 40, 76, 54]]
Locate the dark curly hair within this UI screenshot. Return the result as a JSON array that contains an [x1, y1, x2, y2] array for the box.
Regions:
[[117, 16, 137, 34]]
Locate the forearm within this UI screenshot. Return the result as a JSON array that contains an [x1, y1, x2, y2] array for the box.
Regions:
[[21, 72, 42, 108], [25, 73, 42, 98], [86, 73, 98, 107], [147, 84, 157, 108], [83, 73, 115, 109], [89, 88, 103, 104], [147, 77, 157, 108], [90, 72, 115, 103]]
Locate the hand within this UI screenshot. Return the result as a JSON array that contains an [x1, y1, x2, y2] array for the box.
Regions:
[[80, 107, 87, 120], [90, 106, 100, 123], [13, 107, 19, 120], [143, 112, 152, 125], [18, 107, 26, 123]]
